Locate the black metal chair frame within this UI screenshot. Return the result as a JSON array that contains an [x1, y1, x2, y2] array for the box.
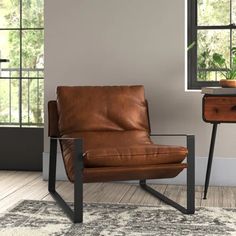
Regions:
[[48, 134, 195, 223]]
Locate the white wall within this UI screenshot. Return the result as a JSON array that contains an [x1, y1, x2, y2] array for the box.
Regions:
[[44, 0, 236, 184]]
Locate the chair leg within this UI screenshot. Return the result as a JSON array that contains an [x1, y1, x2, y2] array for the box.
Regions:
[[186, 135, 195, 214], [139, 135, 195, 214], [48, 138, 57, 193], [73, 139, 84, 223], [48, 138, 84, 223]]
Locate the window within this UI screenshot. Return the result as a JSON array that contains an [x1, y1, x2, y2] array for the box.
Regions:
[[0, 0, 44, 127], [188, 0, 236, 89]]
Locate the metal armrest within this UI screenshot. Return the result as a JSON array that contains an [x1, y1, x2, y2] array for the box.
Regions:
[[150, 133, 193, 137], [50, 137, 82, 140], [49, 137, 83, 159], [149, 133, 195, 150], [150, 134, 195, 148]]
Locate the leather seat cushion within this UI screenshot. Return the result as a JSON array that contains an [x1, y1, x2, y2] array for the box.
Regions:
[[60, 132, 188, 180], [60, 131, 152, 181], [84, 145, 188, 167]]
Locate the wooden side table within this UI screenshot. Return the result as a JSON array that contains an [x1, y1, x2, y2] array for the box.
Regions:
[[202, 94, 236, 199]]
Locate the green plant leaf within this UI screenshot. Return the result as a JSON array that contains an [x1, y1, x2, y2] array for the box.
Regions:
[[232, 47, 236, 55], [212, 53, 225, 67]]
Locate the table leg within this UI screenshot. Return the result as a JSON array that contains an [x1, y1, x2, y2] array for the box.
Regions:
[[203, 123, 218, 199]]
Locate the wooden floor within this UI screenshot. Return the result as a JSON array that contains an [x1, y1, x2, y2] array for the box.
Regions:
[[1, 171, 236, 213]]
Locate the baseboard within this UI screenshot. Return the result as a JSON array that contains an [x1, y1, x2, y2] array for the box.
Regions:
[[42, 152, 236, 186]]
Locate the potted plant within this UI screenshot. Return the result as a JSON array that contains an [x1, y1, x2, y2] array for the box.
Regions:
[[212, 48, 236, 88]]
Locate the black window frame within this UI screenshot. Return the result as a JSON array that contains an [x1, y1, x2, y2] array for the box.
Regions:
[[188, 0, 236, 89]]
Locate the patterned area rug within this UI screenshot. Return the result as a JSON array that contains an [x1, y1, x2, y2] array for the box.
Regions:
[[0, 200, 236, 236]]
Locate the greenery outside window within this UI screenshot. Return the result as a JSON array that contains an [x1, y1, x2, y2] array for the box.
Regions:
[[188, 0, 236, 89], [0, 0, 44, 127]]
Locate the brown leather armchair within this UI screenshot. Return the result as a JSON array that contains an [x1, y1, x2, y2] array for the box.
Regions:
[[48, 85, 195, 223]]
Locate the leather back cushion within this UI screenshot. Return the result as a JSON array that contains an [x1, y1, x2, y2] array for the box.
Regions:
[[57, 86, 149, 135]]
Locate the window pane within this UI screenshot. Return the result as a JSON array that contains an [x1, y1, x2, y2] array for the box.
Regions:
[[0, 30, 20, 74], [0, 79, 10, 123], [22, 30, 44, 126], [22, 0, 44, 28], [197, 71, 217, 81], [0, 78, 19, 125], [0, 29, 20, 125], [231, 30, 236, 77], [197, 30, 230, 72], [22, 78, 43, 125], [198, 0, 230, 26], [232, 30, 236, 49], [216, 71, 227, 81], [232, 1, 236, 24], [198, 70, 228, 81], [0, 0, 20, 28], [10, 78, 20, 123], [22, 30, 44, 72]]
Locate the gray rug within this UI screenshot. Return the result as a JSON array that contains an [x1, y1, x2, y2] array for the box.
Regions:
[[0, 200, 236, 236]]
